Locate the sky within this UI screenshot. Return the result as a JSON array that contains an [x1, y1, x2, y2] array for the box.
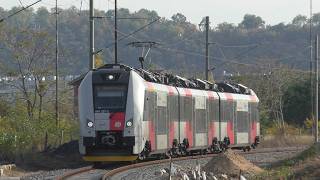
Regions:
[[1, 0, 320, 25]]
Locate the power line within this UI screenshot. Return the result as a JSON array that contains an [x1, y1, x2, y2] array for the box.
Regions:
[[18, 0, 25, 7], [99, 21, 312, 75], [214, 43, 259, 48], [0, 0, 42, 23], [95, 17, 160, 54]]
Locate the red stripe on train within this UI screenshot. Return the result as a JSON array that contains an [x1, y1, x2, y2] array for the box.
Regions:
[[149, 121, 156, 150], [146, 82, 155, 92], [227, 121, 234, 144], [249, 95, 257, 102], [225, 93, 233, 101], [184, 89, 192, 97], [167, 86, 175, 96], [185, 121, 193, 147], [169, 122, 175, 147], [207, 91, 215, 100], [251, 121, 257, 142], [109, 112, 125, 131], [208, 121, 215, 145]]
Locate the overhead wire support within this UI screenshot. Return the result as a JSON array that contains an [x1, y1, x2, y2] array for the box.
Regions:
[[55, 0, 59, 127], [95, 17, 161, 54], [315, 35, 319, 143], [114, 0, 118, 64], [310, 0, 314, 125], [0, 0, 42, 23], [89, 0, 95, 69], [205, 16, 210, 81]]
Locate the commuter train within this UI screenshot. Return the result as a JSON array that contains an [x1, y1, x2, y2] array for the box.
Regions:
[[78, 64, 260, 162]]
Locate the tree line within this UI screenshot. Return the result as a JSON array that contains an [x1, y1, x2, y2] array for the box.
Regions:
[[0, 6, 320, 76]]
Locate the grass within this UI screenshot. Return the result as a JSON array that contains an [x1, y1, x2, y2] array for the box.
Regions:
[[252, 143, 320, 179], [260, 135, 313, 148]]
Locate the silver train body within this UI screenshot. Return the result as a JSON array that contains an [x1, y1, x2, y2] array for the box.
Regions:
[[78, 64, 260, 162]]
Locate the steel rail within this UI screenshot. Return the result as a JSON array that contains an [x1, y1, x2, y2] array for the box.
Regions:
[[102, 146, 308, 180], [55, 166, 93, 180], [56, 146, 307, 180]]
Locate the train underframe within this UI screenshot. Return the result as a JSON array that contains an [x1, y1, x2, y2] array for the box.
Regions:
[[82, 130, 260, 162]]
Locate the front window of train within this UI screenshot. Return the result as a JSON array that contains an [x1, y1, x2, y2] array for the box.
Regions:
[[93, 85, 127, 112]]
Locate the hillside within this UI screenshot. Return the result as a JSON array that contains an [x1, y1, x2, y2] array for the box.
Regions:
[[0, 6, 320, 78]]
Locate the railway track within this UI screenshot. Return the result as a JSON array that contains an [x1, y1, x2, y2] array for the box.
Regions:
[[56, 146, 307, 180]]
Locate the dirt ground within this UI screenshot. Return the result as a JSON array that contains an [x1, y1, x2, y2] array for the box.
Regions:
[[203, 149, 263, 178]]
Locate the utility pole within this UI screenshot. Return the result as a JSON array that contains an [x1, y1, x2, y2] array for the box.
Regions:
[[55, 0, 59, 127], [310, 0, 314, 129], [315, 34, 319, 143], [205, 16, 209, 81], [89, 0, 95, 69], [114, 0, 118, 64]]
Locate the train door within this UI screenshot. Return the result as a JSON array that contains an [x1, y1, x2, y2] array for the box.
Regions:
[[143, 91, 156, 151], [219, 93, 235, 145], [249, 102, 259, 143], [235, 99, 249, 145], [155, 91, 168, 151], [194, 95, 208, 147], [207, 95, 219, 145], [167, 94, 179, 148], [179, 94, 194, 147]]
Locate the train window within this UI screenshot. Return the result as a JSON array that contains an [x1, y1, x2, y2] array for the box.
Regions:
[[157, 107, 167, 134], [208, 100, 219, 122], [93, 86, 127, 112], [168, 95, 178, 122], [196, 109, 207, 133], [184, 97, 193, 121], [237, 112, 249, 132], [143, 91, 156, 121]]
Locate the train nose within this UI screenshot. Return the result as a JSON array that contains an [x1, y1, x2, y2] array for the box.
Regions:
[[101, 135, 116, 146]]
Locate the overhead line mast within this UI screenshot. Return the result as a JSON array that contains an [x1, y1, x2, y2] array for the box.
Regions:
[[89, 0, 95, 69], [315, 35, 319, 143], [55, 0, 59, 127], [115, 0, 118, 64], [205, 16, 209, 81], [310, 0, 314, 130]]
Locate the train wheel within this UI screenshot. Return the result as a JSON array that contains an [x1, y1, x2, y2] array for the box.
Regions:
[[138, 153, 146, 161]]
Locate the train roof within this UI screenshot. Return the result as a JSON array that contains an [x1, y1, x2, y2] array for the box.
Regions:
[[94, 64, 254, 96]]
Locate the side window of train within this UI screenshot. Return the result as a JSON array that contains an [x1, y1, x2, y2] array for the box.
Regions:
[[184, 97, 192, 121], [168, 95, 178, 122]]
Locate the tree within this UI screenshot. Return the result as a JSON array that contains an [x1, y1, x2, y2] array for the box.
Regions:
[[35, 7, 50, 28], [283, 78, 311, 125], [239, 14, 265, 29], [171, 13, 187, 24], [313, 13, 320, 25], [0, 27, 54, 120], [292, 15, 307, 27], [217, 22, 236, 32]]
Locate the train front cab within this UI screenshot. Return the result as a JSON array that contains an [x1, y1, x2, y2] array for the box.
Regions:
[[78, 66, 145, 162]]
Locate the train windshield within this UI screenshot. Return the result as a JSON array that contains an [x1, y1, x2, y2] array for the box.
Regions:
[[94, 85, 127, 112]]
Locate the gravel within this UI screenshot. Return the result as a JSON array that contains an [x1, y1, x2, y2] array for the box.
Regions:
[[110, 147, 307, 180], [18, 146, 308, 180], [20, 169, 71, 180]]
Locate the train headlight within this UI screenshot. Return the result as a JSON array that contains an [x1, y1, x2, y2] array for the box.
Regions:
[[126, 119, 133, 127], [108, 74, 114, 80], [87, 121, 94, 128]]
